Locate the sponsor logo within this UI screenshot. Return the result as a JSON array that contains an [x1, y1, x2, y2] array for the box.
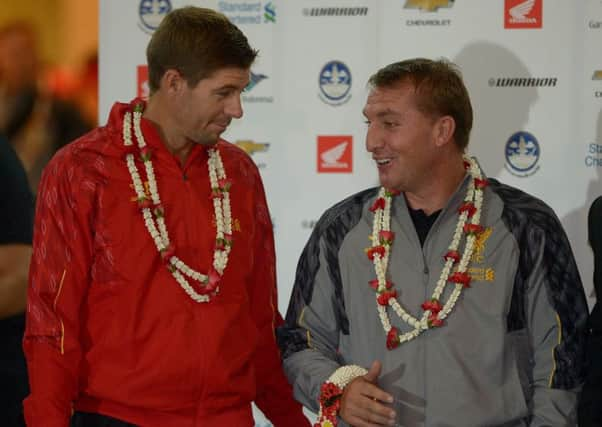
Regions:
[[138, 0, 172, 34], [318, 61, 352, 106], [488, 77, 557, 87], [504, 131, 541, 177], [234, 140, 270, 155], [246, 71, 268, 91], [404, 0, 453, 26], [589, 20, 602, 29], [592, 70, 602, 99], [504, 0, 542, 29], [242, 70, 273, 103], [586, 143, 602, 167], [137, 65, 149, 99], [264, 2, 276, 23], [404, 0, 454, 12], [468, 227, 495, 283], [317, 136, 353, 173], [302, 7, 368, 17], [218, 1, 276, 25], [234, 139, 270, 169]]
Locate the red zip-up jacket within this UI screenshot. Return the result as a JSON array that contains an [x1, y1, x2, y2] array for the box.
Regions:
[[23, 100, 309, 427]]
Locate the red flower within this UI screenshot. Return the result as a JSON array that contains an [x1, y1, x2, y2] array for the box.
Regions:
[[319, 382, 343, 405], [474, 178, 489, 189], [366, 245, 386, 261], [443, 250, 460, 264], [160, 244, 176, 262], [385, 188, 401, 197], [428, 313, 444, 328], [369, 197, 386, 212], [137, 197, 153, 210], [369, 279, 393, 290], [153, 204, 164, 218], [317, 382, 343, 425], [463, 224, 483, 235], [224, 233, 233, 245], [379, 230, 395, 245], [200, 268, 221, 294], [463, 160, 471, 170], [377, 290, 397, 306], [421, 299, 443, 314], [386, 327, 400, 350], [218, 178, 232, 192], [449, 271, 471, 288], [458, 202, 476, 218], [140, 146, 152, 162]]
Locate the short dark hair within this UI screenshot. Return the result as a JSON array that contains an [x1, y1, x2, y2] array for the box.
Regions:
[[146, 7, 258, 94], [368, 58, 473, 151]]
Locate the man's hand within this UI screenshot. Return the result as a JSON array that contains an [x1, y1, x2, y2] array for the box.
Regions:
[[339, 360, 396, 427]]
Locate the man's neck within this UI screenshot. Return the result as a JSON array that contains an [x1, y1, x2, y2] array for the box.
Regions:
[[404, 155, 467, 215], [143, 96, 194, 164]]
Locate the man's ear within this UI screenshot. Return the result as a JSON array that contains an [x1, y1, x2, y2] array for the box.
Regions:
[[161, 69, 184, 95], [433, 115, 456, 148]]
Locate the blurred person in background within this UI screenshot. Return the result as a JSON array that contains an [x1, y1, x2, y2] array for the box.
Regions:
[[0, 135, 34, 427], [0, 21, 90, 193]]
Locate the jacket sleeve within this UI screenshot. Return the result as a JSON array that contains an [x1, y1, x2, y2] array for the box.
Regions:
[[525, 212, 587, 426], [247, 167, 310, 427], [23, 149, 95, 427], [277, 227, 345, 413]]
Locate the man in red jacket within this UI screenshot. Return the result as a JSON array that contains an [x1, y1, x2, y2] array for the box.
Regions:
[[23, 7, 309, 427]]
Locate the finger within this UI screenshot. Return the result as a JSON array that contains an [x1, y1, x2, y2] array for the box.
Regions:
[[364, 360, 382, 383], [359, 383, 394, 404], [348, 401, 396, 426]]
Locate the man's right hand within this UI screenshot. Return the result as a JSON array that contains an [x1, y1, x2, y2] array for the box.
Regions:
[[339, 360, 397, 427]]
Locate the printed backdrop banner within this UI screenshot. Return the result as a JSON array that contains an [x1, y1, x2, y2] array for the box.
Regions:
[[100, 1, 600, 424]]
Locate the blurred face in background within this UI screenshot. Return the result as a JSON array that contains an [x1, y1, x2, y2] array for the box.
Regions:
[[0, 26, 38, 94]]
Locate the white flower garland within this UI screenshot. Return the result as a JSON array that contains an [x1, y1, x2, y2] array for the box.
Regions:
[[122, 105, 233, 302], [370, 156, 486, 347]]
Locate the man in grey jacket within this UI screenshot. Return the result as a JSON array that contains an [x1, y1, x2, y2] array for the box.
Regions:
[[277, 58, 587, 427]]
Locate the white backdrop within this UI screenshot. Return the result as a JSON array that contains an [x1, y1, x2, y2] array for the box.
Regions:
[[100, 1, 602, 424]]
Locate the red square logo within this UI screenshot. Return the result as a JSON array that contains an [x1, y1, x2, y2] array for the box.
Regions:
[[504, 0, 542, 29], [317, 136, 353, 173], [137, 65, 149, 99]]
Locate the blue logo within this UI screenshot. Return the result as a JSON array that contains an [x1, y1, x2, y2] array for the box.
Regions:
[[505, 131, 540, 176], [246, 71, 268, 91], [319, 60, 352, 105], [139, 0, 172, 33], [264, 2, 276, 23]]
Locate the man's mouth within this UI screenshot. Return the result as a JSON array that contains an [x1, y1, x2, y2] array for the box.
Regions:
[[375, 158, 392, 166]]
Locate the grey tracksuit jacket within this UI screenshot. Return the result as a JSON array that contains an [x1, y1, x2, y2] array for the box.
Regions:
[[277, 174, 587, 427]]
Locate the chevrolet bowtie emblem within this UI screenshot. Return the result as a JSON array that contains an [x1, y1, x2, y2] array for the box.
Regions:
[[404, 0, 454, 12], [592, 70, 602, 81], [235, 140, 270, 156]]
